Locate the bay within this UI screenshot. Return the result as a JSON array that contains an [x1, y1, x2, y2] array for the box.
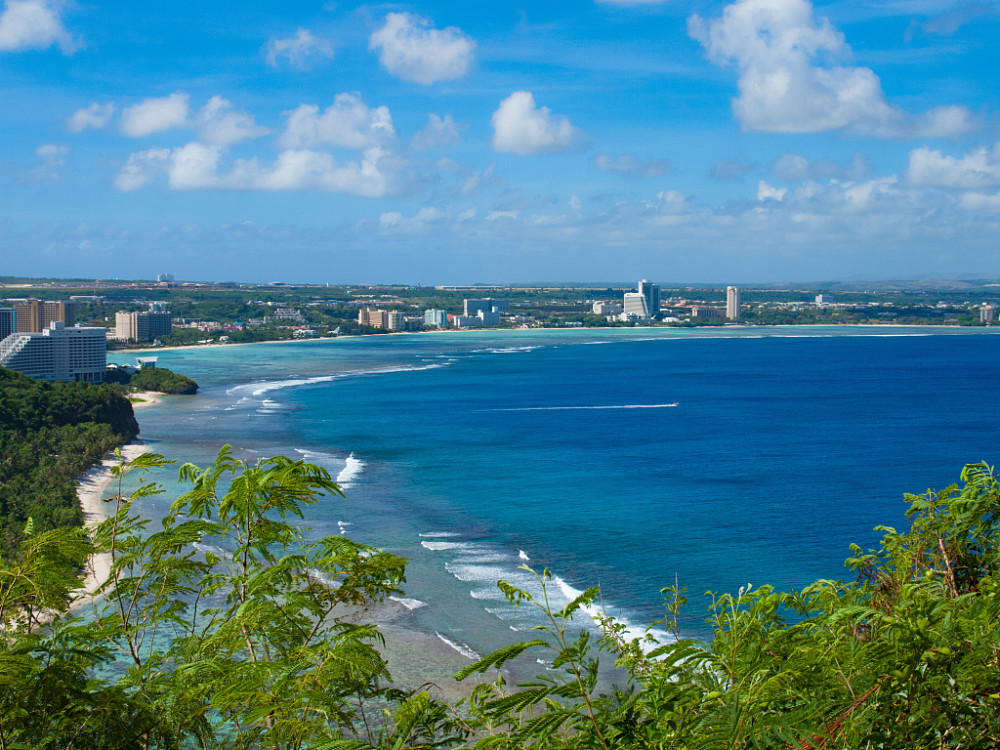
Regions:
[[111, 325, 1000, 655]]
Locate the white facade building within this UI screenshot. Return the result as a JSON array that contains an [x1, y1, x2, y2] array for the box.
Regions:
[[0, 322, 107, 382], [727, 286, 741, 320], [424, 309, 448, 327], [623, 292, 651, 319]]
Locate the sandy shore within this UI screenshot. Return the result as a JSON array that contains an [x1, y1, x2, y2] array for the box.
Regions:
[[72, 442, 152, 610], [130, 390, 163, 408]]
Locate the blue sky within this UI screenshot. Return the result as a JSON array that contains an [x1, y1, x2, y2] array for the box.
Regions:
[[1, 0, 998, 284]]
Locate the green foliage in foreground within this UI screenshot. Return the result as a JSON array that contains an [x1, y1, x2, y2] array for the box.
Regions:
[[0, 367, 139, 553], [1, 451, 999, 749]]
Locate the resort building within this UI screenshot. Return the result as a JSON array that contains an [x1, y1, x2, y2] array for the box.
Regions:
[[982, 304, 996, 324], [623, 292, 652, 319], [464, 298, 510, 316], [0, 321, 107, 382], [691, 306, 724, 319], [727, 286, 741, 320], [358, 308, 388, 328], [592, 302, 622, 315], [0, 307, 14, 341], [114, 310, 173, 342], [386, 311, 405, 331], [424, 309, 448, 327], [452, 315, 483, 328], [10, 299, 76, 333], [638, 280, 661, 319]]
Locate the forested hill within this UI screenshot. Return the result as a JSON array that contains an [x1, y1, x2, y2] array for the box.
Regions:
[[0, 367, 139, 553]]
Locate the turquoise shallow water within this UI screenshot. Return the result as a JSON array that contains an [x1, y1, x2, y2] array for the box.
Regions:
[[112, 326, 1000, 656]]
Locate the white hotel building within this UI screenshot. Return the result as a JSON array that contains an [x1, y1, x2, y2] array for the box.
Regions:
[[0, 321, 107, 382]]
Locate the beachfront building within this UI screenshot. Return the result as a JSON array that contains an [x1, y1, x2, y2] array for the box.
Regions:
[[424, 309, 448, 327], [0, 307, 14, 341], [592, 302, 623, 315], [386, 311, 405, 331], [0, 321, 107, 382], [727, 286, 741, 320], [623, 292, 652, 319], [452, 315, 482, 328], [358, 308, 388, 328], [638, 280, 661, 319], [114, 310, 173, 343], [9, 299, 76, 333], [477, 310, 501, 326], [692, 306, 724, 319], [982, 304, 996, 324], [464, 298, 510, 316]]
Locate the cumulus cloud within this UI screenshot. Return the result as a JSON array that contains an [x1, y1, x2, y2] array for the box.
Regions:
[[378, 206, 449, 233], [120, 92, 190, 137], [411, 113, 462, 151], [280, 93, 395, 149], [908, 143, 1000, 189], [688, 0, 977, 138], [265, 28, 334, 69], [0, 0, 76, 53], [196, 96, 269, 146], [115, 142, 403, 197], [369, 12, 475, 84], [593, 153, 670, 177], [67, 102, 114, 132], [772, 152, 870, 181], [711, 155, 758, 180], [757, 180, 787, 201], [491, 91, 579, 155]]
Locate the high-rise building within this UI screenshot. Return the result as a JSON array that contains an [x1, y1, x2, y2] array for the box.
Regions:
[[12, 300, 76, 333], [623, 292, 651, 319], [638, 280, 661, 319], [727, 286, 741, 320], [0, 307, 14, 341], [464, 298, 510, 316], [386, 311, 405, 331], [115, 310, 173, 342], [982, 304, 996, 324], [424, 309, 448, 327], [0, 321, 106, 382], [358, 308, 388, 328]]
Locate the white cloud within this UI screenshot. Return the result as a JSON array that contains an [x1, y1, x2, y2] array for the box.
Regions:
[[908, 143, 1000, 189], [491, 91, 578, 155], [280, 93, 395, 149], [593, 153, 670, 177], [772, 152, 870, 181], [265, 28, 334, 69], [67, 102, 114, 132], [369, 12, 475, 85], [378, 206, 449, 233], [114, 142, 403, 197], [0, 0, 76, 53], [120, 92, 190, 137], [411, 113, 462, 151], [688, 0, 977, 138], [757, 180, 787, 201], [196, 96, 268, 146], [114, 147, 171, 191]]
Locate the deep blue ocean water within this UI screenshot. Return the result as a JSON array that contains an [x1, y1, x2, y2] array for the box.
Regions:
[[111, 326, 1000, 655]]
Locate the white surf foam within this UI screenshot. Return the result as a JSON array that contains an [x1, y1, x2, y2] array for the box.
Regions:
[[491, 403, 678, 412], [390, 595, 428, 610], [419, 531, 460, 538], [336, 453, 364, 486], [436, 633, 480, 661]]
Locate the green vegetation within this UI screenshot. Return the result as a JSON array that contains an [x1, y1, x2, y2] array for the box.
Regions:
[[0, 367, 138, 553], [129, 367, 199, 395], [1, 449, 998, 748]]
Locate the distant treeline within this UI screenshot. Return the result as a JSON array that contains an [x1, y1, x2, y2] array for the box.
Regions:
[[0, 367, 138, 553], [106, 365, 199, 394]]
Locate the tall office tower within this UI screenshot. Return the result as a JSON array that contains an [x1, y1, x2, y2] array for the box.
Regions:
[[0, 321, 106, 382], [727, 286, 741, 320], [638, 280, 661, 319], [0, 307, 14, 340]]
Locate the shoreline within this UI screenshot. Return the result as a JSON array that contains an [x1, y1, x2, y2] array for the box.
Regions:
[[111, 322, 993, 355], [72, 442, 152, 610]]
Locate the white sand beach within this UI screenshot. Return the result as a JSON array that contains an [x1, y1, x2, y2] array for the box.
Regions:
[[130, 390, 163, 408], [72, 442, 152, 610]]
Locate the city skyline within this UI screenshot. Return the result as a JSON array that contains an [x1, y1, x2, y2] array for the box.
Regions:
[[1, 0, 998, 284]]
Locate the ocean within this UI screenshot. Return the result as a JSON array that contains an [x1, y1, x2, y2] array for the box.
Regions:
[[110, 325, 1000, 670]]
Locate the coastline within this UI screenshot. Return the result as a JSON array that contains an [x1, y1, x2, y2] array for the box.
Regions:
[[72, 441, 152, 610]]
